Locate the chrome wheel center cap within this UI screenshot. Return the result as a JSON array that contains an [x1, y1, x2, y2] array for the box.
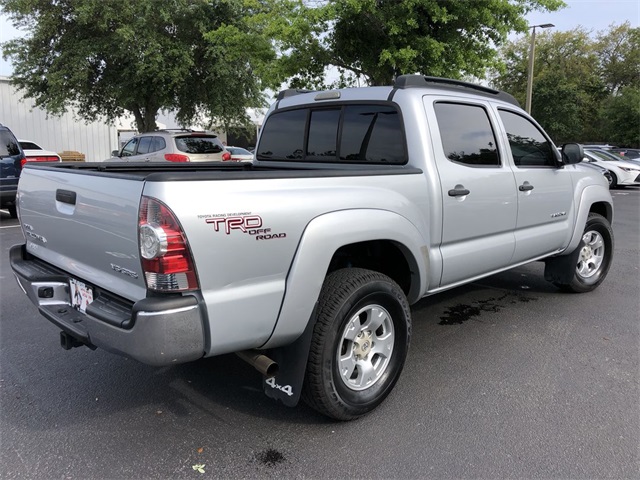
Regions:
[[354, 331, 373, 359], [581, 246, 593, 260]]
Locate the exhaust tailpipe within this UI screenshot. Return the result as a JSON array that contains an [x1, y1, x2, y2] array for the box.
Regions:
[[236, 350, 279, 378]]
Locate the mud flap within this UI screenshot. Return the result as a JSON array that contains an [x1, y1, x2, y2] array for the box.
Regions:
[[262, 312, 316, 407], [544, 240, 583, 284]]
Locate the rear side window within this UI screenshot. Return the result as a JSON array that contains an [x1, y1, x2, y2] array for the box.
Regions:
[[498, 110, 556, 167], [434, 102, 500, 167], [151, 137, 166, 153], [258, 104, 406, 164], [175, 135, 224, 154], [0, 130, 21, 157]]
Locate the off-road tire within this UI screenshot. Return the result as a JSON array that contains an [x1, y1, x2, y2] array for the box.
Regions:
[[553, 213, 614, 293], [302, 268, 411, 421]]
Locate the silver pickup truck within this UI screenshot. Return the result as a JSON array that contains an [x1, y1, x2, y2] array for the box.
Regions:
[[10, 76, 614, 420]]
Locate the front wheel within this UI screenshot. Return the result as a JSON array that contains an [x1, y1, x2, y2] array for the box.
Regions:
[[302, 268, 411, 421], [553, 213, 614, 293]]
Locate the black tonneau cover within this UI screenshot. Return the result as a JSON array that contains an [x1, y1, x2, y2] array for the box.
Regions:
[[23, 161, 423, 182]]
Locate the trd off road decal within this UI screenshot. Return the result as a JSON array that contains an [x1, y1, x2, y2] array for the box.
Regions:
[[199, 212, 286, 240]]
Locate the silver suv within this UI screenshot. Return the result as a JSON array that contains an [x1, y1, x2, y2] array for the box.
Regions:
[[111, 129, 230, 163]]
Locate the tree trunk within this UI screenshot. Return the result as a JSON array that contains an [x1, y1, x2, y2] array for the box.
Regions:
[[130, 105, 160, 133]]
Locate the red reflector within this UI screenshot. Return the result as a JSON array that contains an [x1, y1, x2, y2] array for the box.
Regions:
[[164, 153, 190, 162], [222, 152, 231, 161]]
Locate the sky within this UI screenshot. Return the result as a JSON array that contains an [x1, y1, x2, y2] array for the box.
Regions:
[[1, 0, 638, 77]]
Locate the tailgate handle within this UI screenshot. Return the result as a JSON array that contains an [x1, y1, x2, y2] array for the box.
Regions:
[[56, 189, 77, 205]]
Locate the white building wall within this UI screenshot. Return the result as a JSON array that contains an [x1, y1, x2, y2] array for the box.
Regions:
[[0, 76, 118, 161]]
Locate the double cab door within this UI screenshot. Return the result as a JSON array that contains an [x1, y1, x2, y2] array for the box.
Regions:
[[423, 97, 574, 287]]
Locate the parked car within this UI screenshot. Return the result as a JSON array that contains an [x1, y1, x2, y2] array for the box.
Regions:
[[0, 124, 25, 218], [594, 148, 640, 167], [225, 146, 254, 162], [610, 148, 640, 160], [582, 144, 617, 150], [583, 149, 640, 188], [18, 139, 62, 163], [575, 160, 614, 188], [111, 130, 231, 163]]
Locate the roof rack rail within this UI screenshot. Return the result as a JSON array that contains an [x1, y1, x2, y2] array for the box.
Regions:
[[158, 128, 196, 133], [276, 89, 314, 101], [393, 75, 520, 107]]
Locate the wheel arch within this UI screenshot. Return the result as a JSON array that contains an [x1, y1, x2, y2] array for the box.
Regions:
[[564, 186, 613, 254], [261, 209, 428, 349]]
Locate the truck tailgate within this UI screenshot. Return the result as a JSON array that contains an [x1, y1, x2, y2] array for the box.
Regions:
[[17, 166, 147, 301]]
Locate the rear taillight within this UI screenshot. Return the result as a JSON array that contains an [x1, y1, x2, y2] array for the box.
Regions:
[[138, 196, 198, 291], [222, 152, 231, 161], [26, 156, 60, 163], [164, 153, 190, 162]]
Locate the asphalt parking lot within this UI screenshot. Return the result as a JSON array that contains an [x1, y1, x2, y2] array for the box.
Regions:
[[1, 188, 638, 479]]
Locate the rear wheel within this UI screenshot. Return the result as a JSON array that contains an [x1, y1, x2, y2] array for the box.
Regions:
[[302, 268, 411, 421], [553, 213, 613, 293]]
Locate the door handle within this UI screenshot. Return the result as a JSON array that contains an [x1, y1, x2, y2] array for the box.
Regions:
[[519, 183, 534, 192], [448, 186, 470, 197], [56, 189, 77, 205]]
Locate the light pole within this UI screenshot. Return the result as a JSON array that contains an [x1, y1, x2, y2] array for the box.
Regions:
[[525, 23, 554, 114]]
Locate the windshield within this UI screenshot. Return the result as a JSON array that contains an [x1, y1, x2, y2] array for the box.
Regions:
[[175, 135, 223, 154], [588, 149, 622, 162], [228, 147, 252, 155], [19, 141, 42, 150]]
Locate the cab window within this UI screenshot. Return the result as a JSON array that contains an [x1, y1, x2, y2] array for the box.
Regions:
[[498, 110, 556, 167], [258, 104, 406, 164], [434, 102, 500, 167]]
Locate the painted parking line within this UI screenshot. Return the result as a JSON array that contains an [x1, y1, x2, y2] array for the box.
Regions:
[[0, 225, 21, 229]]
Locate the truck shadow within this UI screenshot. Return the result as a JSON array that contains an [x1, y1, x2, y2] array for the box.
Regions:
[[410, 261, 558, 325]]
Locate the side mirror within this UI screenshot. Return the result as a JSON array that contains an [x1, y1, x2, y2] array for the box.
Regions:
[[111, 150, 120, 157], [561, 143, 584, 165]]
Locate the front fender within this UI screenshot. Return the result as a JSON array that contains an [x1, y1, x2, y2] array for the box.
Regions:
[[563, 184, 613, 254], [260, 209, 428, 349]]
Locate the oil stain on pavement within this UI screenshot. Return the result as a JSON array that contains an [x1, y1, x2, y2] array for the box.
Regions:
[[438, 293, 537, 326], [257, 448, 286, 467]]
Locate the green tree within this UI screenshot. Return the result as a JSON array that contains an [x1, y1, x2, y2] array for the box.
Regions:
[[599, 86, 640, 147], [491, 23, 639, 145], [272, 0, 565, 88], [1, 0, 280, 132], [491, 28, 608, 143], [595, 22, 640, 94]]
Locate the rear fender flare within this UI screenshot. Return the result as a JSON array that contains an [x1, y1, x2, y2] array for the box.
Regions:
[[262, 208, 427, 350]]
